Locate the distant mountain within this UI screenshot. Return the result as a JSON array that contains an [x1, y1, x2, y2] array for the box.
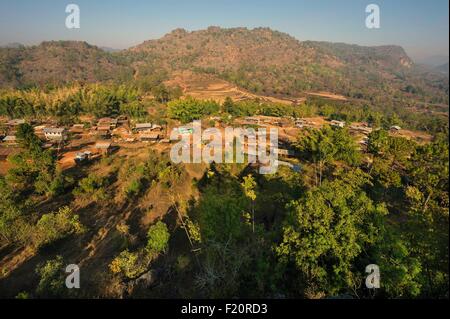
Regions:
[[435, 63, 449, 75], [127, 27, 446, 103], [0, 27, 448, 105], [0, 41, 132, 88], [100, 46, 122, 53], [1, 42, 24, 49], [416, 55, 449, 67]]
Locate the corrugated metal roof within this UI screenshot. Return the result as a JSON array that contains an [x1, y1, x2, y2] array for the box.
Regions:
[[135, 123, 154, 129], [44, 128, 65, 134], [3, 136, 17, 141], [95, 141, 112, 148]]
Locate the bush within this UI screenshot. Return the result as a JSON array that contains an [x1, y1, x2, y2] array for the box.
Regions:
[[33, 206, 84, 249], [146, 221, 170, 254], [35, 255, 65, 297], [125, 179, 143, 197], [109, 249, 147, 279], [73, 174, 108, 201]]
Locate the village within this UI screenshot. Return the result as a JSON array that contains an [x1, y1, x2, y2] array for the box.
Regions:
[[0, 113, 432, 175]]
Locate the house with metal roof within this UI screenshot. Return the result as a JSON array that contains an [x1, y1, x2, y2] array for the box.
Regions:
[[330, 120, 346, 128], [43, 128, 68, 141], [135, 123, 163, 133], [139, 132, 160, 142], [2, 135, 18, 145], [94, 141, 113, 154]]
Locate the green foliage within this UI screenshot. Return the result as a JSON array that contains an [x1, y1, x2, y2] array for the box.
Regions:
[[0, 84, 141, 120], [109, 249, 148, 279], [16, 123, 41, 149], [151, 84, 182, 103], [73, 174, 109, 201], [5, 126, 64, 197], [15, 291, 30, 299], [167, 97, 220, 123], [185, 218, 202, 244], [117, 151, 183, 199], [33, 206, 84, 250], [241, 175, 257, 201], [197, 186, 247, 243], [368, 129, 390, 155], [35, 255, 65, 297], [276, 169, 388, 296], [297, 126, 361, 166], [365, 134, 449, 297], [222, 97, 234, 114], [0, 177, 30, 245], [295, 126, 360, 185], [373, 224, 424, 297], [125, 179, 142, 198], [146, 221, 170, 254]]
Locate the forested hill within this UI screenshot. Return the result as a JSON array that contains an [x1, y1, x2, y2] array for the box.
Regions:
[[0, 41, 133, 88], [0, 27, 448, 105]]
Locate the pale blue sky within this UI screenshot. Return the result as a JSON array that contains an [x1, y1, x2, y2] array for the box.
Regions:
[[0, 0, 448, 60]]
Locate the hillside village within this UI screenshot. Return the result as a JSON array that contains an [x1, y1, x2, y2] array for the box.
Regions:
[[0, 25, 447, 300], [0, 110, 431, 174]]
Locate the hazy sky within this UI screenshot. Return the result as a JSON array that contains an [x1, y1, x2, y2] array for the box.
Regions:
[[0, 0, 448, 61]]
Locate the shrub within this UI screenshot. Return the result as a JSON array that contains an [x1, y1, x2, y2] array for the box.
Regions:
[[33, 206, 84, 249], [125, 179, 142, 197], [146, 221, 170, 254], [73, 174, 108, 201], [109, 249, 147, 279], [35, 255, 65, 297]]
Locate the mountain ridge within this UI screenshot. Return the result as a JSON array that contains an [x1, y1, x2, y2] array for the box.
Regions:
[[0, 27, 447, 105]]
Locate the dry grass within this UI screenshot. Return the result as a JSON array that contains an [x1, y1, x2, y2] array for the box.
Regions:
[[165, 71, 297, 105]]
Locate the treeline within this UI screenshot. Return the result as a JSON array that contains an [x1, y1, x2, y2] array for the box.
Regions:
[[308, 97, 449, 134], [166, 96, 448, 134], [1, 84, 447, 135], [0, 85, 145, 122]]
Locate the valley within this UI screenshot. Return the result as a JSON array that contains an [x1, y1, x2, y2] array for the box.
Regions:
[[0, 26, 448, 300]]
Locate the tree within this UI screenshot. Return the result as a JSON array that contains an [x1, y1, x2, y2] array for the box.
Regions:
[[152, 84, 170, 103], [73, 173, 109, 201], [109, 250, 147, 279], [241, 174, 257, 233], [401, 136, 449, 296], [295, 126, 360, 186], [32, 206, 84, 250], [16, 123, 41, 150], [5, 123, 64, 197], [372, 224, 423, 297], [0, 177, 30, 246], [35, 255, 66, 298], [276, 169, 387, 296], [222, 97, 234, 114], [167, 97, 220, 123], [367, 129, 389, 155], [197, 186, 247, 244], [367, 112, 383, 128]]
